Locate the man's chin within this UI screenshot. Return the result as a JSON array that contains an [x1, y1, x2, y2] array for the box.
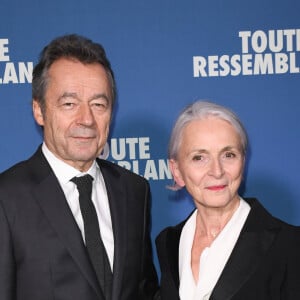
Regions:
[[67, 150, 98, 163]]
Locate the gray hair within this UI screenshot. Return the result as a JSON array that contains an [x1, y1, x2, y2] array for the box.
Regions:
[[168, 100, 248, 160]]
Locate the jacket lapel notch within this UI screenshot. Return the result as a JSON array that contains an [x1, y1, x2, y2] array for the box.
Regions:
[[210, 229, 277, 299]]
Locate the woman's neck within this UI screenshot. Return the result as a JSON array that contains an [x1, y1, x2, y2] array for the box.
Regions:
[[195, 197, 241, 240]]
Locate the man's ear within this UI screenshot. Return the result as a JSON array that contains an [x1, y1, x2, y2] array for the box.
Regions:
[[32, 100, 44, 126], [169, 159, 185, 187]]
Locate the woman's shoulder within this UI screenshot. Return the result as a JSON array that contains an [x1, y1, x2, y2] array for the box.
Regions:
[[156, 209, 196, 244]]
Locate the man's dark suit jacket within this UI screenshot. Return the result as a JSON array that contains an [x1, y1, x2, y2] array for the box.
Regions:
[[0, 146, 159, 300], [156, 198, 300, 300]]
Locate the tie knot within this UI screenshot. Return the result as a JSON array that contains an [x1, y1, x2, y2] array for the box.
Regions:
[[71, 174, 94, 193]]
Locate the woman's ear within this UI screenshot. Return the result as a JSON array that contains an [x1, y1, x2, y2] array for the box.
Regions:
[[32, 100, 45, 126], [169, 159, 185, 187]]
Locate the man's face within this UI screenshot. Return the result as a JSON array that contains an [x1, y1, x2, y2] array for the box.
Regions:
[[33, 58, 112, 171]]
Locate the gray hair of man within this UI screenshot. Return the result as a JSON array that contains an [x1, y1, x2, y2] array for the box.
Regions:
[[168, 100, 248, 161], [167, 100, 248, 190]]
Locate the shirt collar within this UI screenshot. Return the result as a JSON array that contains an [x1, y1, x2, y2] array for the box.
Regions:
[[42, 142, 98, 184]]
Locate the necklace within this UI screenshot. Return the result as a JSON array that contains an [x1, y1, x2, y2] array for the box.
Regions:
[[211, 229, 220, 239]]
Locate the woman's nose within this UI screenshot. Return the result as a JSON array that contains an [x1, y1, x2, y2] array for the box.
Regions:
[[208, 158, 224, 178]]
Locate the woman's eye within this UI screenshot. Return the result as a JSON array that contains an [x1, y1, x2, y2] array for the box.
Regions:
[[224, 152, 236, 159], [193, 154, 209, 163], [193, 155, 203, 161]]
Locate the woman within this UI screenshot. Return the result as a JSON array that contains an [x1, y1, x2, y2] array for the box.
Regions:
[[156, 100, 300, 300]]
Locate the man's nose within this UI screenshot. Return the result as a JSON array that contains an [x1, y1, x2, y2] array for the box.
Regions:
[[77, 104, 95, 126]]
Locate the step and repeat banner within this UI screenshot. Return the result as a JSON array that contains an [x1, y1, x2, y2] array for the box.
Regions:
[[1, 0, 300, 269]]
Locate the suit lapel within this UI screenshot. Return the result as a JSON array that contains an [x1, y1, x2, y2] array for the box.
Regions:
[[210, 199, 279, 300], [98, 159, 127, 300], [210, 229, 277, 300], [166, 223, 183, 288], [30, 149, 104, 299], [156, 217, 188, 297]]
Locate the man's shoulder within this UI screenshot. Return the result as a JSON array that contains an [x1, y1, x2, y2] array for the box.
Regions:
[[0, 146, 45, 184], [0, 157, 33, 181], [96, 158, 148, 183]]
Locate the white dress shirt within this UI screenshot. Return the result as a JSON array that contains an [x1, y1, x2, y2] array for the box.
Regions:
[[42, 143, 114, 270], [179, 198, 250, 300]]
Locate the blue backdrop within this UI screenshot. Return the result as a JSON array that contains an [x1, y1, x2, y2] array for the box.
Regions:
[[1, 0, 300, 272]]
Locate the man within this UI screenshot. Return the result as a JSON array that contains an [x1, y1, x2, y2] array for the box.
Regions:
[[0, 34, 159, 300]]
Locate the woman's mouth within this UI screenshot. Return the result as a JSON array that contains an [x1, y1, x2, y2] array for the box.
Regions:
[[206, 185, 227, 191]]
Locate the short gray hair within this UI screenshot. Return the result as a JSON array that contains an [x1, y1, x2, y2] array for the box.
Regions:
[[168, 100, 248, 160]]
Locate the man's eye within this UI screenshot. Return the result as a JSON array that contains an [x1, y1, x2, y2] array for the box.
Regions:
[[63, 102, 74, 107], [92, 101, 108, 111], [94, 102, 105, 107], [61, 102, 76, 109]]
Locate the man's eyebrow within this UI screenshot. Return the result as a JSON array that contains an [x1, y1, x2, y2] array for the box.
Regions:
[[89, 93, 110, 102], [58, 92, 111, 103], [59, 92, 79, 100]]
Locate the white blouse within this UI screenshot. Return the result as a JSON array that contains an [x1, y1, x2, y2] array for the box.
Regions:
[[178, 198, 250, 300]]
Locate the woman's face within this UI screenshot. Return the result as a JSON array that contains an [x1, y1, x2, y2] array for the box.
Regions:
[[170, 116, 244, 210]]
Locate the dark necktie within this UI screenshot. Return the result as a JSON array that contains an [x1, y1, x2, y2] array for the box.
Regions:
[[71, 174, 112, 300]]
